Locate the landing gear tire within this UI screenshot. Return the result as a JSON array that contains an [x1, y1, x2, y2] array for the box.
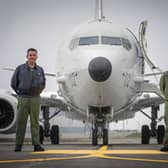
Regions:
[[157, 125, 165, 144], [92, 129, 98, 146], [141, 125, 150, 144], [50, 125, 59, 144], [39, 125, 44, 144], [103, 129, 108, 145]]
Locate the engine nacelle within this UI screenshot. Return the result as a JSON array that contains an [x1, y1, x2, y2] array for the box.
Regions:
[[0, 90, 17, 134]]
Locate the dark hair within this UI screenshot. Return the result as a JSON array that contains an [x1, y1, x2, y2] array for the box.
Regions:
[[27, 48, 38, 55]]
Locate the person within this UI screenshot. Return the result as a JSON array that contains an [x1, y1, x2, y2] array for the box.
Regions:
[[11, 48, 46, 152], [160, 71, 168, 152]]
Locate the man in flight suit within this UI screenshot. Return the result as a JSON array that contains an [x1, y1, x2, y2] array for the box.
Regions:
[[160, 71, 168, 152], [11, 48, 46, 152]]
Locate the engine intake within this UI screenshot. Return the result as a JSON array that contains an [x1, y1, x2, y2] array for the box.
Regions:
[[0, 91, 17, 134], [0, 99, 15, 129]]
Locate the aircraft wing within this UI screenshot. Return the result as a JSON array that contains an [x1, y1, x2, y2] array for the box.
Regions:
[[11, 91, 68, 111], [132, 94, 164, 112], [40, 96, 68, 111]]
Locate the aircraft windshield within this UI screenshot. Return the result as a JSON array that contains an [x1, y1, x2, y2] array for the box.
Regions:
[[101, 36, 122, 45], [121, 38, 132, 50], [79, 36, 99, 45], [69, 36, 132, 51]]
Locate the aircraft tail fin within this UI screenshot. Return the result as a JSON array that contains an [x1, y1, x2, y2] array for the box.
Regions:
[[95, 0, 105, 21]]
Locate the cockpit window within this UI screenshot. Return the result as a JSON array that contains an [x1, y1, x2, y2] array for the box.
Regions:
[[121, 38, 132, 50], [69, 36, 132, 51], [101, 36, 122, 45], [79, 36, 99, 45], [69, 38, 79, 50]]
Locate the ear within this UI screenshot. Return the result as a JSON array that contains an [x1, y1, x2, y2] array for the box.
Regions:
[[26, 52, 29, 58]]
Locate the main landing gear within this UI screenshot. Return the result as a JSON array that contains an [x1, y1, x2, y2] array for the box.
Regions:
[[140, 105, 165, 144], [39, 106, 60, 144]]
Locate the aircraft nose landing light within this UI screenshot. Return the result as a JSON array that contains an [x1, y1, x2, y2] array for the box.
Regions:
[[88, 57, 112, 82]]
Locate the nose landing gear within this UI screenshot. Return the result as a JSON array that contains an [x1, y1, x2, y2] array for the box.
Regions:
[[92, 124, 109, 145], [89, 106, 112, 145]]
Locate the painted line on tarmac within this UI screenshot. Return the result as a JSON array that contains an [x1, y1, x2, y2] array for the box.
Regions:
[[99, 155, 168, 163], [0, 155, 91, 164], [33, 149, 165, 155], [0, 146, 168, 164]]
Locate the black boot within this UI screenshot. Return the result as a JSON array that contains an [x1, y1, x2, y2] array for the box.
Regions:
[[160, 145, 168, 152], [34, 145, 45, 152], [15, 145, 22, 152]]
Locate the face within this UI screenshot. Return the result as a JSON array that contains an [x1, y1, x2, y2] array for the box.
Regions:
[[27, 51, 38, 64]]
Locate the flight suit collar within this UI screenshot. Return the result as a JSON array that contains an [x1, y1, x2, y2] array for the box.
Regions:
[[25, 62, 38, 70]]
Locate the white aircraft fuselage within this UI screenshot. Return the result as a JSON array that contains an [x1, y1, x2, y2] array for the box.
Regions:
[[56, 20, 144, 122]]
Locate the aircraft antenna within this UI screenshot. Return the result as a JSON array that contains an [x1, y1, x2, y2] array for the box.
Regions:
[[95, 0, 105, 21]]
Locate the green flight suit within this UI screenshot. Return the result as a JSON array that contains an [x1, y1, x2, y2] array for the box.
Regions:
[[11, 62, 46, 146], [16, 97, 40, 145], [160, 71, 168, 146]]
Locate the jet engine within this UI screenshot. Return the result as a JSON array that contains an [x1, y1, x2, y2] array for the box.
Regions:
[[0, 90, 17, 134]]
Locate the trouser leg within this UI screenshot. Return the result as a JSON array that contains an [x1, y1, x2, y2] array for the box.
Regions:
[[164, 101, 168, 146], [16, 97, 29, 145], [30, 97, 40, 145]]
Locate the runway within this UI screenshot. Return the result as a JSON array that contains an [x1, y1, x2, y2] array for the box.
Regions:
[[0, 143, 168, 168]]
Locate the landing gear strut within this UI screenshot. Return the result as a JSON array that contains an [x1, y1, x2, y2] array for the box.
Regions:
[[140, 105, 165, 144]]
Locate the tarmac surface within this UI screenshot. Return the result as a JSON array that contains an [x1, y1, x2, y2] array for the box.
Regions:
[[0, 141, 168, 168]]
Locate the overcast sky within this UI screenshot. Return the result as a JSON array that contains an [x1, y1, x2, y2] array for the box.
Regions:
[[0, 0, 167, 129]]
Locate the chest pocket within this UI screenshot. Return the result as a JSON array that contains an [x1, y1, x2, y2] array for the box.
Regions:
[[32, 70, 44, 88]]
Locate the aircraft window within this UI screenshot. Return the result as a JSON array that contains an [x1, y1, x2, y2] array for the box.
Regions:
[[69, 38, 79, 50], [101, 36, 122, 45], [79, 36, 99, 45], [121, 38, 132, 51]]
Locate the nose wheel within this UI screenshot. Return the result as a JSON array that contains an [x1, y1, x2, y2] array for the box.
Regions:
[[92, 128, 98, 145], [92, 124, 109, 145], [103, 128, 108, 145]]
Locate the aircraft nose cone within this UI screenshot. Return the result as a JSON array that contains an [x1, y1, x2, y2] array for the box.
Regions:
[[88, 57, 112, 82]]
